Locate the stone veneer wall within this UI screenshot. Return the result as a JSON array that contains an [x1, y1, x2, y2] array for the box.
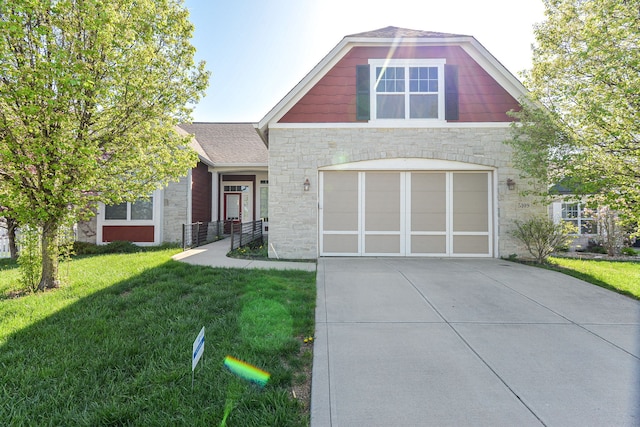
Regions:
[[76, 215, 97, 244], [267, 126, 544, 259], [162, 175, 190, 244]]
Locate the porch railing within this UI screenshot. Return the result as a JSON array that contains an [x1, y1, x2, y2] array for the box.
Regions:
[[229, 220, 263, 251], [182, 221, 225, 250], [182, 220, 263, 252]]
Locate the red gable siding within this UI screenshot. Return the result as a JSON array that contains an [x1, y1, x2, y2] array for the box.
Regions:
[[279, 46, 520, 123], [191, 162, 212, 223]]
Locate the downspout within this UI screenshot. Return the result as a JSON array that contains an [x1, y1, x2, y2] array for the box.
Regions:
[[187, 168, 193, 224]]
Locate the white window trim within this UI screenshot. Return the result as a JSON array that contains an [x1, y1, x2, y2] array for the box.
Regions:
[[560, 202, 596, 236], [96, 189, 162, 245], [369, 58, 446, 123]]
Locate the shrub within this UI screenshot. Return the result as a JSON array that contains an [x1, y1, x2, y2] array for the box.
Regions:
[[511, 216, 577, 263], [17, 227, 41, 292], [72, 240, 141, 255], [73, 241, 101, 255], [621, 247, 637, 256], [103, 241, 141, 253], [588, 245, 608, 254]]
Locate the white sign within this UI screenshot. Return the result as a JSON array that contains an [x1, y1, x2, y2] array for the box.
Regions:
[[192, 326, 205, 371]]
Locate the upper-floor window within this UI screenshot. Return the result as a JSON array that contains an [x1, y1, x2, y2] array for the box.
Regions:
[[105, 197, 153, 221], [369, 59, 446, 121]]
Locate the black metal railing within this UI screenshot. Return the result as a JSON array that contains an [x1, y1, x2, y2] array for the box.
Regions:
[[182, 221, 225, 250], [229, 220, 263, 251]]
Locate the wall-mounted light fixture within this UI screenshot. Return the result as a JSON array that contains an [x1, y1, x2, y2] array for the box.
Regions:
[[506, 178, 516, 190], [303, 178, 310, 192]]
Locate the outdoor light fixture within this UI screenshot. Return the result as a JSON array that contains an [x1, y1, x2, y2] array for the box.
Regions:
[[507, 178, 516, 190], [303, 178, 310, 191]]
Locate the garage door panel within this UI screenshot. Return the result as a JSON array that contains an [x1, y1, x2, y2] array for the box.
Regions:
[[411, 235, 447, 254], [365, 173, 401, 232], [453, 235, 489, 254], [452, 172, 489, 234], [367, 172, 400, 192], [412, 172, 446, 192], [366, 214, 401, 231], [412, 213, 446, 232], [454, 192, 488, 214], [453, 172, 488, 192], [323, 172, 358, 231], [365, 235, 400, 254], [323, 234, 359, 254], [453, 213, 489, 232]]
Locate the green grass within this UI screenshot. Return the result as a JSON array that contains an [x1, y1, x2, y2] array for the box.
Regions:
[[0, 250, 316, 426], [548, 256, 640, 299]]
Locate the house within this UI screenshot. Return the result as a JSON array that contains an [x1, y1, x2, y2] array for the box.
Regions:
[[548, 183, 597, 250], [76, 123, 268, 246], [257, 26, 542, 259], [79, 26, 542, 259]]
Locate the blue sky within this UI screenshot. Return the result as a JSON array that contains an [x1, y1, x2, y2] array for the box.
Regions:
[[184, 0, 546, 123]]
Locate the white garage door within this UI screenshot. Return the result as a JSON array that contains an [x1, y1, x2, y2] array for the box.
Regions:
[[320, 170, 492, 256]]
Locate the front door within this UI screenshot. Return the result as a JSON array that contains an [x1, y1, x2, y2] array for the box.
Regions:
[[225, 193, 241, 223]]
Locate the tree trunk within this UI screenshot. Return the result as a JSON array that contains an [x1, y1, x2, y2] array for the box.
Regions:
[[7, 217, 18, 260], [38, 221, 60, 291]]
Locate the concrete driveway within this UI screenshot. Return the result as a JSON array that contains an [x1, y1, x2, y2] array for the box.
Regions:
[[311, 258, 640, 426]]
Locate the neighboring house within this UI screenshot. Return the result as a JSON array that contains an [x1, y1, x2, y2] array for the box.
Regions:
[[76, 123, 268, 246], [80, 26, 542, 259], [549, 184, 597, 250], [256, 26, 542, 259]]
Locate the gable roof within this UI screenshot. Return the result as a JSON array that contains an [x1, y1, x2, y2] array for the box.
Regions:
[[175, 124, 214, 166], [178, 123, 267, 167], [346, 26, 469, 39], [257, 26, 530, 139]]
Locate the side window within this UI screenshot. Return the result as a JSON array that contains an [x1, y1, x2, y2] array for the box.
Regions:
[[260, 186, 268, 221], [561, 203, 595, 234], [104, 197, 154, 221], [105, 202, 127, 220]]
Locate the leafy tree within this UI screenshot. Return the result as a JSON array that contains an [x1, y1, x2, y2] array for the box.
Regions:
[[0, 0, 209, 290], [505, 0, 640, 223], [0, 207, 18, 260]]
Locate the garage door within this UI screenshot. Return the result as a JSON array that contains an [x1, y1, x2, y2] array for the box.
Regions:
[[320, 171, 492, 256]]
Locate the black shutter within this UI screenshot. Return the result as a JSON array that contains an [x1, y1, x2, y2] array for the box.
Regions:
[[356, 65, 370, 121], [444, 64, 459, 121]]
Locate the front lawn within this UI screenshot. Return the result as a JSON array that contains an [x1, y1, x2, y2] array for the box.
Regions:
[[0, 250, 316, 426], [548, 256, 640, 299]]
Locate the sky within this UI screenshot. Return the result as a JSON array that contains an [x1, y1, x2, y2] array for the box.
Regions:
[[183, 0, 546, 123]]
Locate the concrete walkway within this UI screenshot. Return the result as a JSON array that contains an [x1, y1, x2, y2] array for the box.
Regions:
[[171, 238, 316, 272], [312, 257, 640, 426]]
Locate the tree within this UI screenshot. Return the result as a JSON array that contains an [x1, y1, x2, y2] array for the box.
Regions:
[[0, 209, 19, 260], [505, 0, 640, 224], [0, 0, 209, 290]]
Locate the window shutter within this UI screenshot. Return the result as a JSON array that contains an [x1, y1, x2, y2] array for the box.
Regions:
[[356, 65, 370, 121], [444, 65, 459, 121]]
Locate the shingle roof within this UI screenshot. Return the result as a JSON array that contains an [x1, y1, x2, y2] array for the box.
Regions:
[[178, 123, 267, 166], [346, 26, 469, 39]]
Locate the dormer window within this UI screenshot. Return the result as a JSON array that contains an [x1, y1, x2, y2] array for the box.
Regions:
[[370, 59, 446, 121], [356, 59, 458, 122]]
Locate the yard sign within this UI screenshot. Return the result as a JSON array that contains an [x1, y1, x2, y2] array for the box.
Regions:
[[192, 326, 205, 389]]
